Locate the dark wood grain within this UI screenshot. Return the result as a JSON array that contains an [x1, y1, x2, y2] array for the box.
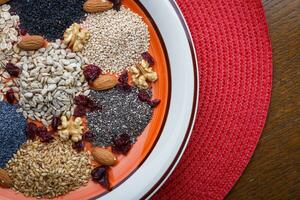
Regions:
[[226, 0, 300, 199]]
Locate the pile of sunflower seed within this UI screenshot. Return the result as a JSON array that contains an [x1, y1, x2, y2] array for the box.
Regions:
[[0, 4, 19, 62], [15, 40, 90, 126], [6, 140, 92, 198]]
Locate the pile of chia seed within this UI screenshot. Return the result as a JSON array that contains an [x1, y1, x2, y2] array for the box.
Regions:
[[87, 87, 153, 147], [9, 0, 86, 41], [0, 101, 27, 168]]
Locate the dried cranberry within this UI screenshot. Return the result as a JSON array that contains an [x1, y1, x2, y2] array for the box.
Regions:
[[74, 95, 100, 114], [72, 141, 85, 152], [74, 95, 90, 106], [148, 99, 161, 108], [112, 134, 132, 154], [26, 122, 38, 139], [5, 89, 15, 104], [117, 71, 132, 91], [83, 65, 102, 82], [18, 28, 27, 36], [84, 131, 95, 141], [138, 90, 151, 102], [109, 0, 121, 11], [74, 105, 87, 117], [141, 52, 154, 66], [91, 166, 110, 190], [51, 117, 61, 131], [117, 83, 132, 91], [5, 63, 21, 77], [37, 127, 53, 143], [118, 71, 128, 84]]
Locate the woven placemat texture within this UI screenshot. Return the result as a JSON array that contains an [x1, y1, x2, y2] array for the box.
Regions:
[[152, 0, 272, 199]]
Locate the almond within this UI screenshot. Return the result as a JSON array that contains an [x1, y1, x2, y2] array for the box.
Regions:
[[92, 147, 117, 166], [0, 168, 12, 188], [90, 75, 118, 90], [83, 0, 113, 13], [0, 0, 10, 5], [18, 35, 45, 51]]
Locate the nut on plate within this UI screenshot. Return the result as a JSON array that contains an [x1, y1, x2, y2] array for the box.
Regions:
[[64, 23, 90, 52], [130, 59, 158, 89], [0, 168, 12, 188], [83, 0, 113, 13], [58, 116, 84, 142], [0, 0, 10, 5], [18, 35, 46, 51], [90, 74, 118, 91], [92, 147, 117, 166]]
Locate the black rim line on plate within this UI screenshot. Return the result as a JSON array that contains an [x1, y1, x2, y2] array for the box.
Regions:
[[140, 0, 199, 199], [90, 0, 172, 199]]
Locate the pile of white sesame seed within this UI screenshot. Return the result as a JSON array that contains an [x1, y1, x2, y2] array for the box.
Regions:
[[82, 6, 150, 73]]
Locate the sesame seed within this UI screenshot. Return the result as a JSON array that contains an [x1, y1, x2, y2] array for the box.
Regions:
[[82, 7, 150, 73]]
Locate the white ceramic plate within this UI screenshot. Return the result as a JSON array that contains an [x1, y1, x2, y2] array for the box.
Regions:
[[100, 1, 198, 199]]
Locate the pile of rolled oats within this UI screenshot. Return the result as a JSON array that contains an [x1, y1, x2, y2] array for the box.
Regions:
[[15, 40, 90, 126], [0, 4, 19, 62]]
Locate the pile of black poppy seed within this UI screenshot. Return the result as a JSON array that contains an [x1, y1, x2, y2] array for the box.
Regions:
[[0, 101, 27, 168], [87, 87, 153, 147], [9, 0, 86, 41]]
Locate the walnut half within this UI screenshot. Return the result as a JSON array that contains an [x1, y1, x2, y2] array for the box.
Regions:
[[130, 59, 158, 89], [58, 116, 84, 142], [63, 23, 90, 52]]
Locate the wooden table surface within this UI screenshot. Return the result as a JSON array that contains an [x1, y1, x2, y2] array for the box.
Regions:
[[226, 0, 300, 199]]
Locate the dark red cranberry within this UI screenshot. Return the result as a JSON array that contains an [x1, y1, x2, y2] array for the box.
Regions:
[[5, 63, 21, 77], [109, 0, 121, 11], [74, 95, 90, 106], [112, 134, 132, 154], [118, 71, 128, 84], [138, 90, 151, 102], [83, 65, 102, 82], [74, 96, 100, 116], [74, 95, 99, 110], [91, 166, 110, 190], [51, 116, 61, 131], [26, 122, 38, 139], [18, 28, 27, 36], [74, 105, 87, 117], [141, 52, 154, 66], [39, 133, 54, 143], [72, 141, 85, 152], [148, 99, 161, 108], [37, 126, 53, 143], [5, 89, 15, 104], [117, 71, 132, 91], [117, 83, 132, 91], [84, 131, 95, 141], [37, 126, 54, 142]]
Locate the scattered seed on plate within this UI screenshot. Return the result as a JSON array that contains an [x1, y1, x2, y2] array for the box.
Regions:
[[87, 87, 153, 146]]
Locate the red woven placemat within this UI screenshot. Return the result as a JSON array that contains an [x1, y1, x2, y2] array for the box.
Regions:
[[152, 0, 272, 199]]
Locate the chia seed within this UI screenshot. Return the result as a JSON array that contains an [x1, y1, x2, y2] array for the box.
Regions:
[[9, 0, 87, 41], [0, 101, 26, 168], [87, 87, 153, 146]]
